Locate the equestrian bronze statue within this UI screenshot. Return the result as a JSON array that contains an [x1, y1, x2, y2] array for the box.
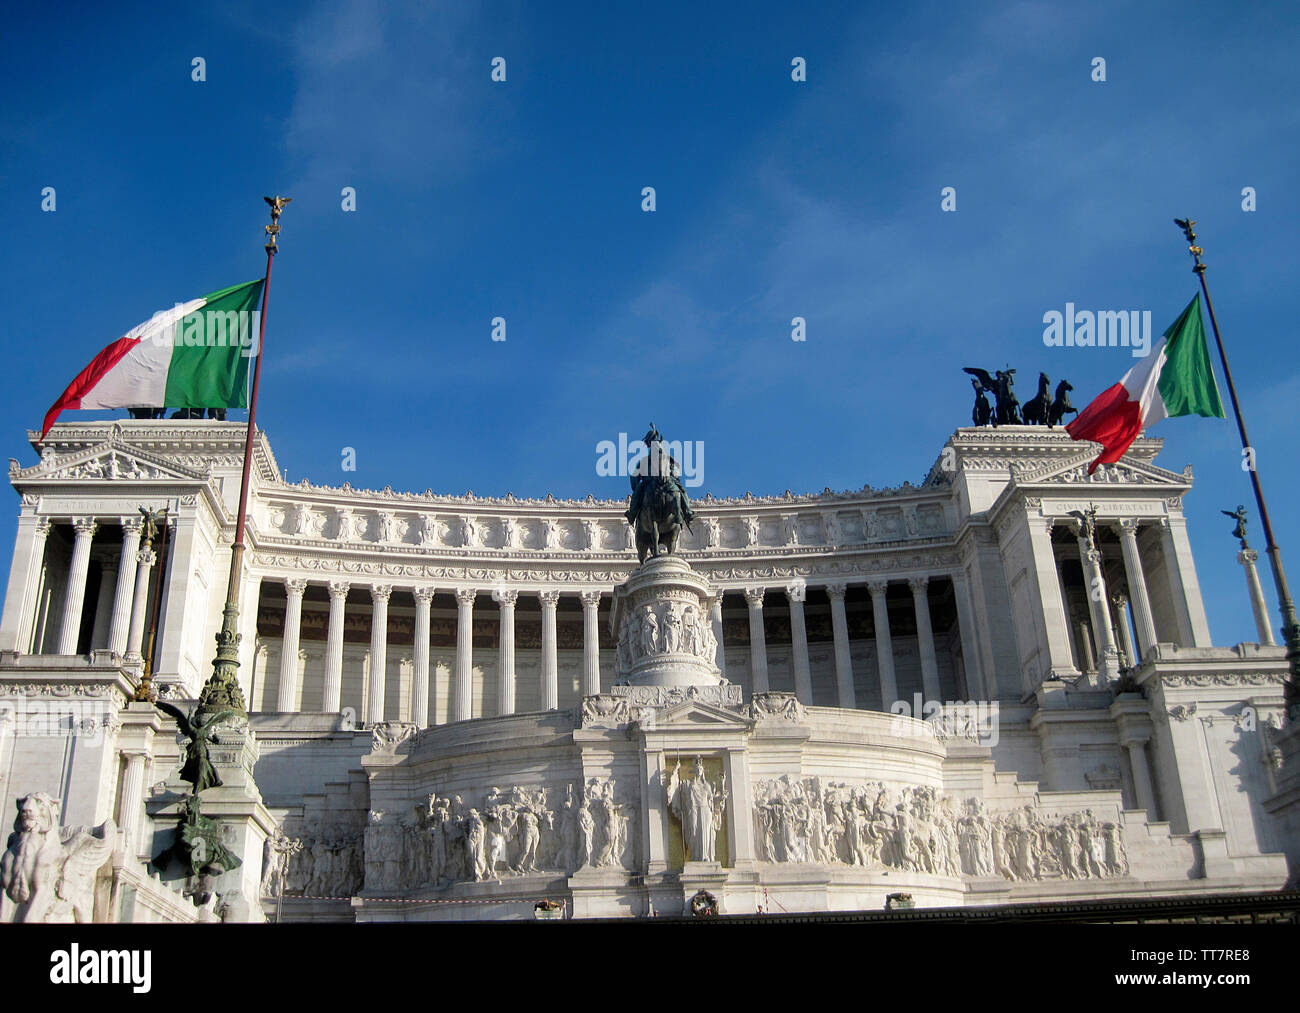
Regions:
[[625, 423, 696, 565]]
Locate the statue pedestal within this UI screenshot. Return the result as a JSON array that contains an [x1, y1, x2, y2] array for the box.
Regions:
[[610, 555, 723, 688], [147, 719, 275, 922]]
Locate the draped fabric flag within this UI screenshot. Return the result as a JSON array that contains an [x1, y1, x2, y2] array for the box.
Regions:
[[1066, 294, 1225, 472], [41, 279, 264, 438]]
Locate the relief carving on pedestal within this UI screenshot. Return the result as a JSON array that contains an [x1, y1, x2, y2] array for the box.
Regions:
[[752, 779, 1130, 881], [359, 780, 638, 895]]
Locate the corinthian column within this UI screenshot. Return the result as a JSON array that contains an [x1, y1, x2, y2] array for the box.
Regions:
[[1115, 520, 1157, 660], [107, 517, 143, 656], [1238, 549, 1276, 645], [743, 587, 769, 694], [124, 545, 156, 667], [709, 596, 727, 679], [786, 583, 812, 704], [89, 554, 117, 650], [323, 581, 350, 713], [57, 517, 97, 654], [118, 750, 148, 850], [539, 590, 560, 710], [1111, 592, 1138, 667], [493, 588, 518, 715], [909, 577, 942, 703], [367, 585, 392, 724], [1074, 529, 1120, 682], [453, 588, 476, 722], [867, 580, 897, 708], [826, 582, 856, 709], [412, 586, 433, 726], [580, 590, 601, 697], [276, 578, 307, 712]]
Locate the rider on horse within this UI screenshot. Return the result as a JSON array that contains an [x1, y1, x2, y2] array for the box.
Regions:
[[625, 423, 696, 532]]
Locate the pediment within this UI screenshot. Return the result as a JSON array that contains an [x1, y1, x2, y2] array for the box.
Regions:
[[648, 699, 755, 729], [9, 440, 209, 485], [1012, 451, 1191, 488]]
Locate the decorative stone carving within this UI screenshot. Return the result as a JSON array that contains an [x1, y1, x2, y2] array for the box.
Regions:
[[1, 793, 116, 922], [751, 782, 1130, 881], [610, 555, 723, 687], [781, 513, 800, 546], [362, 780, 638, 894], [370, 721, 417, 754], [749, 691, 806, 723]]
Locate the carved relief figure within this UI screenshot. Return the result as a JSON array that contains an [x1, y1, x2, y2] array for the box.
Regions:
[[664, 757, 727, 863]]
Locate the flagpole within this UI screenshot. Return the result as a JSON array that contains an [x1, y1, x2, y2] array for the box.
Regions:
[[196, 196, 290, 718], [1175, 218, 1300, 718]]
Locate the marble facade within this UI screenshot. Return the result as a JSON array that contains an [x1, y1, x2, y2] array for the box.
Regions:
[[0, 420, 1294, 920]]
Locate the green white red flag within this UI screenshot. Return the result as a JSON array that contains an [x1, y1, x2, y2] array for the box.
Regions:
[[41, 279, 264, 438], [1066, 294, 1225, 472]]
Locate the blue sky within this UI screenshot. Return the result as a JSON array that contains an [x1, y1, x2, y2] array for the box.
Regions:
[[1, 0, 1297, 646]]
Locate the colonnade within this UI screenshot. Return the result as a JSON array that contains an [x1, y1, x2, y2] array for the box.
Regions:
[[259, 572, 982, 725]]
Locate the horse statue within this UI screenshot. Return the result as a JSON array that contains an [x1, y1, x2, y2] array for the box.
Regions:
[[1047, 379, 1077, 428], [625, 423, 695, 565], [1021, 373, 1052, 426], [963, 367, 1022, 426]]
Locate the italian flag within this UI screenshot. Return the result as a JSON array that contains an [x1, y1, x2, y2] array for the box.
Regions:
[[41, 279, 264, 438], [1066, 294, 1225, 472]]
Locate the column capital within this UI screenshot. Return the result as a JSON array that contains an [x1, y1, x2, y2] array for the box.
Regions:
[[492, 587, 519, 607], [370, 584, 393, 603], [72, 516, 98, 538], [579, 589, 602, 608], [328, 580, 352, 600], [34, 516, 53, 537], [119, 516, 144, 535], [1238, 548, 1259, 565], [413, 585, 435, 605], [284, 577, 308, 597], [1110, 591, 1129, 608], [865, 579, 888, 597], [136, 547, 156, 567], [538, 589, 561, 608], [906, 576, 930, 595], [785, 581, 807, 603], [824, 581, 848, 601], [455, 587, 477, 606], [1115, 518, 1141, 537], [743, 586, 765, 608]]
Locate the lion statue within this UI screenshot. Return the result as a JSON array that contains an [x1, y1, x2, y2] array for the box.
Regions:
[[0, 792, 116, 923]]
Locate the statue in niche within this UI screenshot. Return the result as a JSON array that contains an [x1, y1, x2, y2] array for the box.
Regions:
[[663, 756, 728, 863]]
